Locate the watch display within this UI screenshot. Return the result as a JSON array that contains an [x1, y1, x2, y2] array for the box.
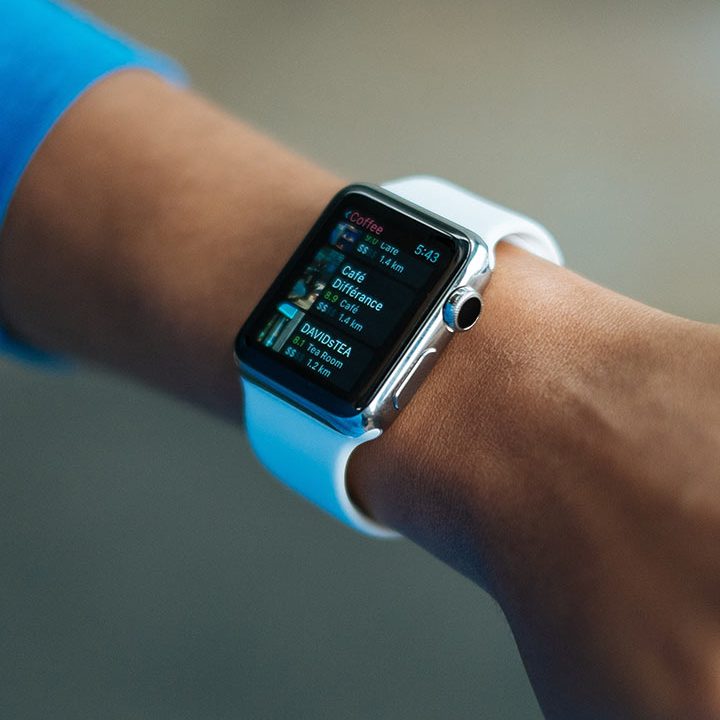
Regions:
[[236, 186, 467, 413]]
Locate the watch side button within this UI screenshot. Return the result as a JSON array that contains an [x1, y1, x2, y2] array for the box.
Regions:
[[443, 286, 483, 332], [392, 348, 438, 411]]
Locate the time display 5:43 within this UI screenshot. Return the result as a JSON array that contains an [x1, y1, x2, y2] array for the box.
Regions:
[[414, 243, 441, 263]]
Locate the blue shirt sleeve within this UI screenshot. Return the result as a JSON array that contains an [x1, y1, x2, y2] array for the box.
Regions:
[[0, 0, 186, 365]]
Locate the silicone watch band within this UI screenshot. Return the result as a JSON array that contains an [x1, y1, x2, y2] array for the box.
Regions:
[[384, 176, 563, 267], [242, 379, 389, 536], [243, 176, 563, 537]]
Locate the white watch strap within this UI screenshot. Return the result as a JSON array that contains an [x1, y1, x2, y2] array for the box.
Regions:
[[383, 176, 563, 266], [242, 379, 394, 537], [243, 176, 563, 538]]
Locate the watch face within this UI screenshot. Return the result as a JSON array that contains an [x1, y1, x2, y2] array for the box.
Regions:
[[235, 185, 468, 416]]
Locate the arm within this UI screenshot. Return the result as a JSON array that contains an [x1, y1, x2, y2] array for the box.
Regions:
[[3, 71, 720, 719]]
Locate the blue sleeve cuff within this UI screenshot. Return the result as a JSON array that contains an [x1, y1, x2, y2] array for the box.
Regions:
[[0, 0, 188, 366]]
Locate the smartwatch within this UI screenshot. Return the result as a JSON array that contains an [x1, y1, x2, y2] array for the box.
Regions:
[[234, 176, 563, 538]]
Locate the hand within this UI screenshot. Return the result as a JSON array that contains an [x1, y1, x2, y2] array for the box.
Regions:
[[353, 245, 720, 718]]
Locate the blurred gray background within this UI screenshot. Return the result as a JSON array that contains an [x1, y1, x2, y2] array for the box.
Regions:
[[2, 1, 719, 718]]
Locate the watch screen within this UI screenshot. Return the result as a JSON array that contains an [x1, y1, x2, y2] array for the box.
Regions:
[[236, 186, 466, 414]]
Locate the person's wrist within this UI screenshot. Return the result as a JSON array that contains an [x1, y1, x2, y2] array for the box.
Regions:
[[347, 244, 558, 584], [348, 246, 720, 716], [347, 243, 661, 592]]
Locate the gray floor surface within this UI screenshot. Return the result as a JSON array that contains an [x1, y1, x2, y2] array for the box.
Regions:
[[1, 1, 719, 718]]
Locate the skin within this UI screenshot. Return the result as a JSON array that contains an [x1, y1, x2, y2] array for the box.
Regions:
[[2, 71, 720, 719]]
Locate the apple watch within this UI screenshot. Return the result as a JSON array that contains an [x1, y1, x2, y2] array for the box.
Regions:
[[234, 176, 563, 538]]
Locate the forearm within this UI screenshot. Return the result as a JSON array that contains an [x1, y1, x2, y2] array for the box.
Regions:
[[0, 70, 341, 419], [3, 71, 720, 719]]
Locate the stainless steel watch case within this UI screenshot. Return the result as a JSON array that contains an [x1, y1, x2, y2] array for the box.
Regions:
[[236, 190, 492, 438]]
